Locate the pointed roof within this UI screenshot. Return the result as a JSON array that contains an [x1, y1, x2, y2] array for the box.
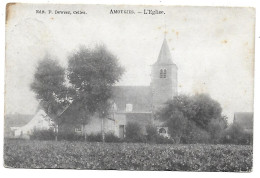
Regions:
[[154, 38, 174, 65]]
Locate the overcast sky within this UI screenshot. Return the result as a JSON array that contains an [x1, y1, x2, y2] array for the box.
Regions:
[[5, 4, 255, 122]]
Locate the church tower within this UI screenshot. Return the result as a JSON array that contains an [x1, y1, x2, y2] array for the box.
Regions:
[[151, 38, 178, 111]]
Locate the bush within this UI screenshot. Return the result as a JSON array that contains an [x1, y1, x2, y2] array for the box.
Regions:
[[87, 133, 102, 142], [125, 122, 146, 143], [31, 129, 86, 141], [181, 121, 211, 144], [146, 125, 174, 144], [86, 132, 121, 143], [155, 135, 174, 144], [105, 132, 121, 143], [239, 132, 253, 145], [219, 124, 253, 145], [58, 133, 85, 141], [30, 129, 55, 140]]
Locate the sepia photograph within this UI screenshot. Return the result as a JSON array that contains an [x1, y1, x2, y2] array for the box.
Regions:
[[4, 3, 255, 171]]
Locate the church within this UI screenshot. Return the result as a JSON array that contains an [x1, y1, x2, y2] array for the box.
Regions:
[[58, 38, 178, 139], [9, 38, 178, 139]]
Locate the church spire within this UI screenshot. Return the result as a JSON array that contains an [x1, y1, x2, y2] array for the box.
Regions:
[[151, 37, 178, 111], [154, 38, 174, 65]]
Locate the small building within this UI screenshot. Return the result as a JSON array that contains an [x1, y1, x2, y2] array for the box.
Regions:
[[4, 113, 33, 138], [233, 112, 253, 133], [10, 110, 54, 139]]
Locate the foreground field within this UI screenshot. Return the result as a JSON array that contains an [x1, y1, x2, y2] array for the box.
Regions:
[[4, 139, 252, 171]]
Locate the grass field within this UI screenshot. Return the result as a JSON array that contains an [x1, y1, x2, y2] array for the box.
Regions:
[[4, 139, 253, 171]]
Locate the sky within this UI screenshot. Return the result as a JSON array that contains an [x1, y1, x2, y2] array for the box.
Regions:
[[5, 4, 255, 123]]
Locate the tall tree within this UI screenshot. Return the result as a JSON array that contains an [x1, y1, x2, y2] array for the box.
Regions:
[[30, 56, 69, 140], [67, 45, 124, 141]]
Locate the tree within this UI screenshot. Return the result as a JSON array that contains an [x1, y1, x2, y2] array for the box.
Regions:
[[156, 95, 198, 142], [163, 95, 197, 120], [192, 94, 222, 131], [156, 94, 226, 144], [67, 45, 124, 142], [157, 107, 188, 143], [30, 56, 70, 140]]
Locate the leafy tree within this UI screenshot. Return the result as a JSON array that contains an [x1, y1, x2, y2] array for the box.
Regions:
[[163, 95, 197, 119], [30, 56, 70, 140], [157, 107, 188, 143], [31, 45, 124, 142], [192, 94, 222, 131], [67, 45, 124, 141], [156, 94, 226, 144]]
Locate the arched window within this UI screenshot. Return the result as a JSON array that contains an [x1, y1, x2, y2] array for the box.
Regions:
[[163, 69, 167, 78], [160, 69, 167, 78], [160, 69, 163, 78]]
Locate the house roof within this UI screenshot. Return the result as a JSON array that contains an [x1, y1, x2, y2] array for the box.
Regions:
[[112, 86, 152, 112], [58, 100, 89, 124], [58, 86, 153, 123], [5, 114, 33, 128], [233, 112, 253, 129], [153, 38, 174, 65], [18, 110, 53, 130]]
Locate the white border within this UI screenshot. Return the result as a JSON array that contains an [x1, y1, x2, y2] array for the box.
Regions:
[[0, 0, 259, 178]]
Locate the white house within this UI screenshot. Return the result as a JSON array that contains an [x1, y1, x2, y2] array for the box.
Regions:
[[11, 110, 53, 139]]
